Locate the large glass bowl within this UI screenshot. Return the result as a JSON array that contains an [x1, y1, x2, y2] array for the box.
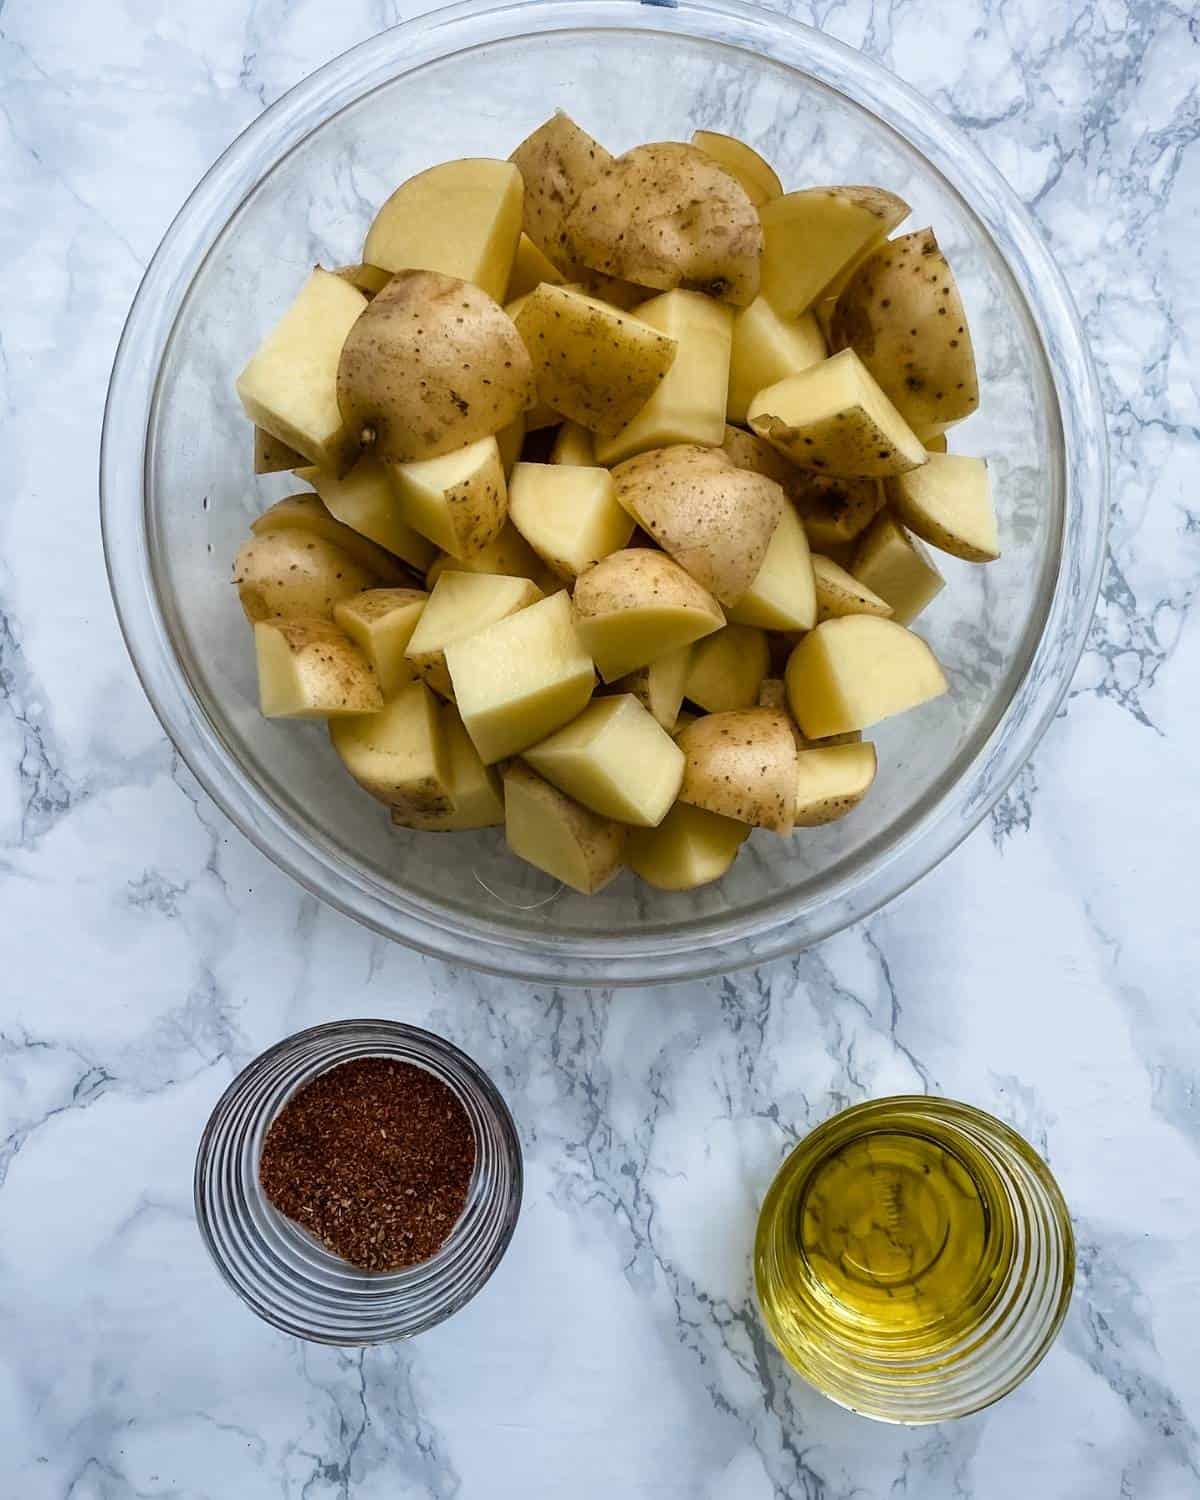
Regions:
[[101, 0, 1107, 986]]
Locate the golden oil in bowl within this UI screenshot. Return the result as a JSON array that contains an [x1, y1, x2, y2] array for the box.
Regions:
[[754, 1097, 1074, 1423]]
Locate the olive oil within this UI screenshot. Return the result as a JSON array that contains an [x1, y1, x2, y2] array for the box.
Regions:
[[755, 1097, 1074, 1423]]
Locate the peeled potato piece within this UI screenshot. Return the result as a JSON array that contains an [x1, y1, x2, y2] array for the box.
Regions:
[[391, 704, 504, 831], [852, 511, 946, 625], [253, 492, 420, 583], [405, 570, 544, 699], [785, 616, 947, 738], [333, 589, 428, 700], [506, 233, 566, 301], [727, 504, 817, 633], [255, 617, 382, 719], [387, 437, 507, 560], [550, 421, 595, 466], [886, 454, 999, 562], [627, 801, 750, 891], [793, 741, 878, 826], [254, 428, 305, 474], [330, 681, 453, 820], [811, 554, 892, 620], [759, 186, 909, 317], [234, 529, 378, 623], [720, 424, 797, 486], [727, 300, 825, 425], [786, 470, 885, 550], [292, 464, 437, 574], [509, 111, 613, 274], [616, 643, 692, 730], [690, 130, 782, 207], [508, 463, 634, 580], [684, 625, 769, 713], [572, 549, 725, 683], [677, 709, 797, 835], [503, 761, 625, 894]]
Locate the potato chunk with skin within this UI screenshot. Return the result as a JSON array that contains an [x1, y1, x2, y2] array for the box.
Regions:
[[616, 643, 692, 730], [425, 523, 545, 590], [333, 589, 428, 700], [405, 571, 544, 699], [234, 529, 378, 623], [253, 492, 420, 583], [391, 704, 504, 831], [236, 268, 366, 471], [334, 263, 392, 298], [594, 290, 734, 467], [445, 590, 595, 763], [387, 437, 507, 560], [811, 554, 892, 620], [727, 300, 826, 425], [506, 233, 566, 301], [572, 549, 725, 683], [677, 709, 797, 835], [550, 421, 595, 466], [786, 470, 885, 550], [509, 111, 613, 274], [690, 130, 782, 207], [627, 801, 750, 891], [255, 618, 382, 719], [524, 694, 685, 826], [720, 424, 797, 486], [886, 454, 999, 562], [292, 464, 437, 574], [727, 505, 817, 633], [363, 158, 523, 302], [254, 428, 305, 474], [508, 463, 634, 581], [513, 283, 677, 437], [503, 761, 625, 894], [684, 625, 769, 713], [785, 616, 947, 738], [330, 681, 452, 817], [793, 741, 878, 827], [852, 510, 945, 624], [565, 143, 763, 307], [759, 186, 909, 317], [749, 350, 927, 478]]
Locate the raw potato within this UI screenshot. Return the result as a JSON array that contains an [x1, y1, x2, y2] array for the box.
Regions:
[[506, 233, 566, 300], [293, 464, 437, 573], [886, 454, 999, 562], [684, 624, 769, 712], [337, 270, 534, 465], [405, 570, 544, 698], [509, 111, 613, 273], [720, 424, 797, 486], [787, 470, 885, 549], [445, 590, 595, 763], [727, 300, 826, 425], [830, 228, 979, 434], [233, 529, 378, 623], [254, 428, 305, 474], [330, 681, 453, 818], [617, 643, 692, 730], [512, 283, 677, 437], [594, 290, 734, 466], [388, 436, 507, 560], [550, 421, 595, 466], [524, 694, 685, 826], [757, 677, 787, 711], [793, 741, 878, 826], [254, 618, 382, 719], [425, 523, 546, 589], [236, 268, 366, 471], [253, 492, 419, 582], [508, 463, 634, 580], [565, 143, 763, 307], [335, 263, 392, 297], [612, 444, 783, 606], [924, 433, 949, 454], [811, 554, 892, 620], [759, 186, 910, 317], [727, 504, 817, 632], [333, 588, 428, 699], [677, 709, 797, 835], [363, 158, 523, 302], [627, 801, 750, 891], [391, 705, 505, 831], [852, 510, 945, 624], [496, 416, 525, 478], [572, 548, 725, 682], [690, 130, 782, 207], [748, 349, 927, 478], [785, 616, 947, 738], [503, 762, 625, 894]]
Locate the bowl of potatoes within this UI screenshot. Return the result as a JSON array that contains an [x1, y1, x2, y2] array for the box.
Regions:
[[102, 0, 1106, 984]]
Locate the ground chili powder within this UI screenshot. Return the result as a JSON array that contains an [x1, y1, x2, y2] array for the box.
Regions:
[[259, 1056, 475, 1271]]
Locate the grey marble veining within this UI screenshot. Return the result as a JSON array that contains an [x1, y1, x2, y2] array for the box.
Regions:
[[1, 1, 1198, 1496]]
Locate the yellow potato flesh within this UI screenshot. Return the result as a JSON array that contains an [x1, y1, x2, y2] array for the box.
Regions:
[[726, 504, 817, 632], [508, 463, 634, 580], [793, 741, 878, 826], [387, 437, 507, 560], [503, 762, 625, 894], [506, 232, 566, 301], [497, 416, 525, 479], [425, 522, 544, 588], [811, 554, 892, 620], [617, 643, 692, 729], [886, 454, 999, 563], [690, 130, 782, 207], [333, 589, 428, 699], [252, 492, 411, 584], [684, 625, 769, 712], [852, 511, 945, 625], [294, 461, 437, 573], [785, 616, 947, 738], [405, 570, 543, 699], [330, 681, 452, 816], [391, 705, 504, 831], [726, 300, 825, 425], [254, 618, 382, 719], [550, 421, 596, 466], [626, 801, 750, 890], [759, 187, 909, 317]]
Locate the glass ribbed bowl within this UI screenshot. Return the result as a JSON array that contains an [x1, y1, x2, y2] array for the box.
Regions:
[[101, 0, 1107, 985]]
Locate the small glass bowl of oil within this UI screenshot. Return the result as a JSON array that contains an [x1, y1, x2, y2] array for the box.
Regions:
[[754, 1096, 1074, 1423]]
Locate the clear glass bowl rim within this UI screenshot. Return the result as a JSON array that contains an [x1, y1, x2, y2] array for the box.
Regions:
[[100, 0, 1108, 986]]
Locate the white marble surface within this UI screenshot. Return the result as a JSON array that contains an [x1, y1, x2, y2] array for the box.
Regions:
[[2, 0, 1198, 1495]]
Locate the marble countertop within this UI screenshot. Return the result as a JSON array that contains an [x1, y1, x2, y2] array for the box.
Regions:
[[2, 0, 1198, 1494]]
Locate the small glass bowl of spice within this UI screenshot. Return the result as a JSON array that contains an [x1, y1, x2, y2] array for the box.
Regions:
[[195, 1020, 522, 1344]]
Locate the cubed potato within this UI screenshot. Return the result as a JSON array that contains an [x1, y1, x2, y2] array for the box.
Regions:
[[506, 232, 566, 301], [851, 511, 945, 624], [726, 300, 825, 425], [593, 290, 734, 466], [252, 492, 415, 584], [886, 454, 999, 562], [254, 617, 382, 719], [572, 549, 725, 682], [509, 111, 613, 274], [512, 283, 677, 437], [387, 437, 507, 560], [363, 158, 523, 302], [785, 616, 947, 738], [720, 423, 797, 486], [684, 625, 769, 712], [626, 801, 750, 890], [405, 570, 544, 698], [524, 693, 685, 826], [811, 554, 892, 620], [293, 462, 437, 573], [502, 761, 625, 894], [233, 529, 378, 623], [749, 349, 927, 477], [759, 186, 909, 317], [425, 522, 545, 589], [334, 263, 392, 297], [550, 421, 596, 466], [787, 470, 885, 550], [508, 463, 634, 581], [333, 588, 428, 699], [445, 591, 595, 763], [390, 704, 504, 831], [236, 268, 366, 470], [690, 130, 782, 207], [616, 643, 692, 729], [254, 428, 305, 474], [726, 504, 817, 632], [677, 709, 797, 834], [793, 741, 878, 826], [330, 680, 453, 819]]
